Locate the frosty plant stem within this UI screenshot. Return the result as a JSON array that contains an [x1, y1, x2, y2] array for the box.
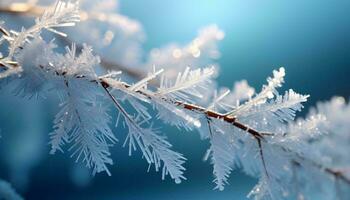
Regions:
[[99, 76, 350, 186], [1, 59, 349, 185], [1, 1, 350, 199]]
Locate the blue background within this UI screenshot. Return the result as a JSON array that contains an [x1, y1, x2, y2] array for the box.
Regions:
[[1, 0, 350, 199]]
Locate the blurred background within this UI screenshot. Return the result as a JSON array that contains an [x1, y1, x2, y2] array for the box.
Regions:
[[0, 0, 350, 199]]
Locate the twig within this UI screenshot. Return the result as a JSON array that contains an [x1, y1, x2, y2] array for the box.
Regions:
[[0, 26, 10, 37], [257, 139, 269, 179], [1, 1, 350, 188], [2, 58, 349, 185]]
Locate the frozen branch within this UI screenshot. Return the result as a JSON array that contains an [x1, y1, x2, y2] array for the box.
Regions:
[[1, 1, 349, 200]]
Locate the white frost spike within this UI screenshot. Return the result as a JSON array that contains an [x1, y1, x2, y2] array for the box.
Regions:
[[50, 80, 117, 176], [124, 119, 186, 183], [107, 93, 186, 183], [60, 44, 100, 77], [269, 89, 309, 122], [227, 67, 286, 117], [155, 100, 201, 130], [49, 45, 115, 175], [207, 130, 236, 191], [265, 67, 285, 99], [36, 0, 80, 37], [129, 67, 164, 91], [207, 89, 230, 111], [157, 66, 215, 101], [6, 1, 80, 59], [117, 90, 152, 121], [99, 71, 122, 79], [241, 89, 309, 122]]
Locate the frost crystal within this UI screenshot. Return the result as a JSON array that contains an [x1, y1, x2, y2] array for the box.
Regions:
[[47, 44, 116, 175], [156, 66, 215, 102], [0, 1, 349, 199]]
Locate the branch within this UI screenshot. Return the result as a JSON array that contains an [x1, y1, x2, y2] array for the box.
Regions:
[[99, 78, 350, 185], [2, 1, 350, 189], [0, 26, 10, 37], [2, 58, 349, 185]]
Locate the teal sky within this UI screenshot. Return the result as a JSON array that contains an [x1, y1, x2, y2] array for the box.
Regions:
[[120, 0, 350, 109]]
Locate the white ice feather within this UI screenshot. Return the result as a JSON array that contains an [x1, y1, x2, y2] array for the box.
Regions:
[[241, 89, 309, 122], [228, 67, 285, 117], [156, 66, 215, 101], [7, 1, 80, 58], [124, 119, 186, 183]]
